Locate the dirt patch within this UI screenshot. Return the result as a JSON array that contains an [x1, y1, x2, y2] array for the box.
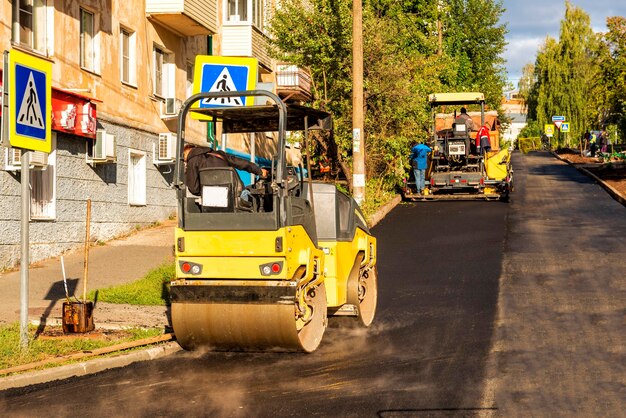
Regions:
[[555, 149, 626, 198], [585, 164, 626, 197]]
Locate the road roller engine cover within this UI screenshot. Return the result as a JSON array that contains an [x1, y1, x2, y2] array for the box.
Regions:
[[170, 89, 378, 353]]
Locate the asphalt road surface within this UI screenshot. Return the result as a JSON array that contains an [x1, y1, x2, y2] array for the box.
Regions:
[[2, 151, 625, 417]]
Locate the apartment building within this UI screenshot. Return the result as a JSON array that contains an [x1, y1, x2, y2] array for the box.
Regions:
[[0, 0, 312, 270], [501, 90, 528, 146]]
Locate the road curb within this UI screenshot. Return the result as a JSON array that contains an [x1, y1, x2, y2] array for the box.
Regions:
[[551, 151, 626, 207], [369, 195, 402, 228], [0, 341, 181, 392]]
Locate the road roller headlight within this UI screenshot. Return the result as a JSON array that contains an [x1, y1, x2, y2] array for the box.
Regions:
[[179, 260, 203, 275], [259, 261, 283, 276]]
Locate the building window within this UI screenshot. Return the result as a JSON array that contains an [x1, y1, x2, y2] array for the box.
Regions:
[[80, 8, 99, 73], [128, 150, 146, 206], [154, 47, 164, 96], [252, 0, 264, 29], [31, 133, 56, 220], [14, 0, 52, 54], [227, 0, 247, 22], [226, 0, 264, 28], [186, 62, 194, 98], [120, 27, 136, 85], [153, 46, 174, 98]]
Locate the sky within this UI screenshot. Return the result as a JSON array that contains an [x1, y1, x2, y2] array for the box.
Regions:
[[500, 0, 626, 87]]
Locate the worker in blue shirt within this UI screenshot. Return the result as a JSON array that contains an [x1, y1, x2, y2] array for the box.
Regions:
[[410, 141, 432, 195]]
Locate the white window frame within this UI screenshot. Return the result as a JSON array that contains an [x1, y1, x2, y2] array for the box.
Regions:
[[120, 26, 137, 86], [252, 0, 264, 30], [226, 0, 247, 22], [186, 61, 194, 98], [14, 0, 54, 56], [225, 0, 264, 29], [128, 149, 146, 206], [153, 45, 174, 99], [79, 7, 100, 74], [30, 133, 57, 220]]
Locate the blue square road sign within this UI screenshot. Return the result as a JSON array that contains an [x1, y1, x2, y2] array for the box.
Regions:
[[14, 63, 47, 140]]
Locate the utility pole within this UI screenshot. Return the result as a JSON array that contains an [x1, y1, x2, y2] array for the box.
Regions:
[[352, 0, 365, 204]]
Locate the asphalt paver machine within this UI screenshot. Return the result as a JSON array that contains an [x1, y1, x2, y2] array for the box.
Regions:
[[403, 92, 513, 201], [170, 90, 377, 352]]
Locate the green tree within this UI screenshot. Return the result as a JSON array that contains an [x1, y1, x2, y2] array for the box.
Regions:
[[525, 2, 602, 147], [557, 1, 601, 143], [443, 0, 508, 107], [599, 16, 626, 140], [528, 37, 560, 135], [268, 0, 508, 192], [267, 0, 354, 178], [517, 63, 535, 113]]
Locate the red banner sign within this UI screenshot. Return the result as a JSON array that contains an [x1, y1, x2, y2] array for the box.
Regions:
[[51, 88, 98, 139]]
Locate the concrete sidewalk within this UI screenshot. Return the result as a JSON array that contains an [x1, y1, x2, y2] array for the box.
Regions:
[[0, 220, 175, 328]]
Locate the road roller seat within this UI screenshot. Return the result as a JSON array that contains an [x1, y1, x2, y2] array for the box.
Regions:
[[198, 167, 252, 212]]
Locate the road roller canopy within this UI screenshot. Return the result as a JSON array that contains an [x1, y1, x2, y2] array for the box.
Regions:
[[190, 103, 332, 134], [428, 92, 485, 106]]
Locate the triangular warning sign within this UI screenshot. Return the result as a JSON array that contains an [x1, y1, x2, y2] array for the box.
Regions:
[[554, 121, 563, 129], [200, 68, 243, 107], [17, 72, 45, 129]]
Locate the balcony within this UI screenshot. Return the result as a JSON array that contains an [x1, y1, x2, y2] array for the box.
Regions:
[[221, 24, 272, 71], [146, 0, 217, 36], [276, 64, 312, 102]]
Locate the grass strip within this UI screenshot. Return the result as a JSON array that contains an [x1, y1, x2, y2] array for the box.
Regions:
[[87, 262, 175, 306], [0, 323, 163, 371], [0, 333, 174, 376]]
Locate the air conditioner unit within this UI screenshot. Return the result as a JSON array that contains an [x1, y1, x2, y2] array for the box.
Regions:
[[8, 147, 21, 167], [4, 147, 48, 171], [154, 132, 177, 165], [162, 97, 181, 117], [88, 129, 116, 164], [30, 150, 49, 167]]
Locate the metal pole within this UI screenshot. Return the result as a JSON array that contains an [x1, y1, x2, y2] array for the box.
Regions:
[[352, 0, 365, 204], [304, 117, 315, 214], [83, 199, 91, 303], [20, 151, 30, 351], [250, 133, 256, 185]]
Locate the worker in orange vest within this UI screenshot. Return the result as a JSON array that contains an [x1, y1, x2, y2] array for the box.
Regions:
[[476, 121, 492, 155]]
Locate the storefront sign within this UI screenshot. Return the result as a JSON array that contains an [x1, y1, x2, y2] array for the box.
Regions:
[[51, 88, 98, 139]]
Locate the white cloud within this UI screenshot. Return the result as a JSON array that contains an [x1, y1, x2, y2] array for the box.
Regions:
[[500, 0, 626, 84], [503, 36, 548, 81]]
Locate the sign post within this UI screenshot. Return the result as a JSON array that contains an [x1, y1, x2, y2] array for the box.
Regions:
[[560, 122, 570, 147], [552, 116, 565, 147], [6, 49, 52, 350]]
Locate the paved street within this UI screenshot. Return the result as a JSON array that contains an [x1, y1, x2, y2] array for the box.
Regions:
[[490, 151, 626, 416], [2, 151, 625, 417]]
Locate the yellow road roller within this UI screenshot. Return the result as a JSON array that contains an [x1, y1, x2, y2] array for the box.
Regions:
[[170, 90, 377, 352]]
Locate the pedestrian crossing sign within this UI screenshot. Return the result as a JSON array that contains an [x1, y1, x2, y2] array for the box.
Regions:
[[191, 56, 258, 120], [9, 49, 52, 153]]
